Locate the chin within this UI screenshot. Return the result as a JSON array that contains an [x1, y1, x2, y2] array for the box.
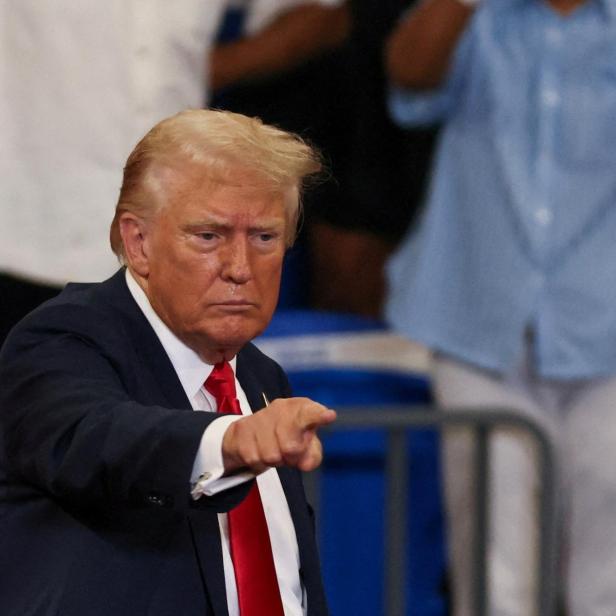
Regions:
[[195, 320, 266, 354]]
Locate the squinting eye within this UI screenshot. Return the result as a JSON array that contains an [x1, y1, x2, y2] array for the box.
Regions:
[[198, 232, 217, 241], [259, 234, 275, 242]]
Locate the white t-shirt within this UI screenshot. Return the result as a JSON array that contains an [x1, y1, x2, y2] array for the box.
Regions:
[[242, 0, 344, 34], [0, 0, 343, 286], [0, 0, 225, 285]]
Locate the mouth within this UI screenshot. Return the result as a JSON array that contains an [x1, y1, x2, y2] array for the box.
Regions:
[[211, 300, 256, 312]]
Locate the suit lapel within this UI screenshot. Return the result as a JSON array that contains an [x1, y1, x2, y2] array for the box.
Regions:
[[105, 269, 191, 410], [105, 271, 230, 615], [236, 350, 269, 413]]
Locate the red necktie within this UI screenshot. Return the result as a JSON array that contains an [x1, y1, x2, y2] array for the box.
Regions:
[[205, 361, 285, 616]]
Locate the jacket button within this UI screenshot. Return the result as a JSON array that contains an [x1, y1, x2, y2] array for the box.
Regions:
[[146, 493, 169, 507]]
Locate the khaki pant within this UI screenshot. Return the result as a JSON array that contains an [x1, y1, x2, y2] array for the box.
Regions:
[[434, 350, 616, 616]]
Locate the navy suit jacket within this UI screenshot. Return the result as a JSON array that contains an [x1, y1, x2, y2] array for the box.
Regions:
[[0, 269, 328, 616]]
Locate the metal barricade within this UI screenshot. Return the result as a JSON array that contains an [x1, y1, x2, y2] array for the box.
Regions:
[[307, 406, 558, 616]]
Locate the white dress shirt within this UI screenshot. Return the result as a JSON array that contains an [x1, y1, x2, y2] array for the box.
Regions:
[[125, 270, 305, 616]]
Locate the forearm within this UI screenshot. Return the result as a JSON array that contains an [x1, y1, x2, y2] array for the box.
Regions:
[[386, 0, 475, 90], [0, 332, 216, 513], [210, 3, 350, 91]]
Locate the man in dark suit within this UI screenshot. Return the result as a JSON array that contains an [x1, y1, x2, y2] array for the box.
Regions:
[[0, 109, 336, 616]]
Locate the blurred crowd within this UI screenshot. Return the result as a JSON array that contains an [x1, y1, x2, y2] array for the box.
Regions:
[[3, 1, 616, 615], [0, 0, 436, 344]]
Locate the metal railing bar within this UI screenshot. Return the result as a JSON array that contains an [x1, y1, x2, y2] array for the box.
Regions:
[[537, 428, 558, 616], [385, 429, 408, 616], [473, 424, 489, 615], [317, 406, 558, 616]]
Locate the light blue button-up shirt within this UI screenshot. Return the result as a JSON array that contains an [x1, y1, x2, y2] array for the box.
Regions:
[[386, 0, 616, 378]]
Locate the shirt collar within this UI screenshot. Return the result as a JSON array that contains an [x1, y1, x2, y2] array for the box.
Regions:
[[125, 269, 237, 401]]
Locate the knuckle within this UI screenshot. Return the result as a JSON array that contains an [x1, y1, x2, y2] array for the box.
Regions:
[[281, 438, 303, 456], [245, 452, 262, 469], [237, 442, 257, 465], [262, 451, 283, 467], [233, 417, 251, 438]]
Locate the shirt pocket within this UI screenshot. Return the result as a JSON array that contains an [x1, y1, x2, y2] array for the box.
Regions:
[[558, 54, 616, 170]]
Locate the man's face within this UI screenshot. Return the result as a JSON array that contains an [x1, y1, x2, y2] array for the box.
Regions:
[[139, 167, 288, 363]]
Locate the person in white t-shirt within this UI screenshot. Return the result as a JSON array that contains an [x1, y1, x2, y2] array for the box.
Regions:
[[0, 0, 348, 345]]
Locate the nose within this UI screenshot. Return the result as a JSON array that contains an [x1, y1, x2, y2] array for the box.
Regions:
[[221, 236, 252, 284]]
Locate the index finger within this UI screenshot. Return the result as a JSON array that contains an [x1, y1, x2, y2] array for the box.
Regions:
[[297, 404, 337, 432]]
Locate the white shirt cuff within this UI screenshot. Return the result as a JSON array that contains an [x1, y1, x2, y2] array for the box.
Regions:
[[190, 415, 254, 500]]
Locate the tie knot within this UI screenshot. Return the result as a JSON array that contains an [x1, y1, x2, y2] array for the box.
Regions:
[[204, 361, 241, 415]]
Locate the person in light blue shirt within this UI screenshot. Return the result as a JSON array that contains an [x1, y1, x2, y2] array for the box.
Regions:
[[385, 0, 616, 614]]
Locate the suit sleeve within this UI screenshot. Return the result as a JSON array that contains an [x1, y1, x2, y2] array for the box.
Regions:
[[0, 304, 248, 515]]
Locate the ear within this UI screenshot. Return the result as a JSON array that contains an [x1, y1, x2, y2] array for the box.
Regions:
[[119, 212, 151, 277]]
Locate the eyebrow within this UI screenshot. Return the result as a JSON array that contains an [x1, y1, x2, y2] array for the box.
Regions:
[[181, 219, 286, 233]]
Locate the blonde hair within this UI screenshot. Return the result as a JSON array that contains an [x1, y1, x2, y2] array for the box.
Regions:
[[110, 109, 322, 258]]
